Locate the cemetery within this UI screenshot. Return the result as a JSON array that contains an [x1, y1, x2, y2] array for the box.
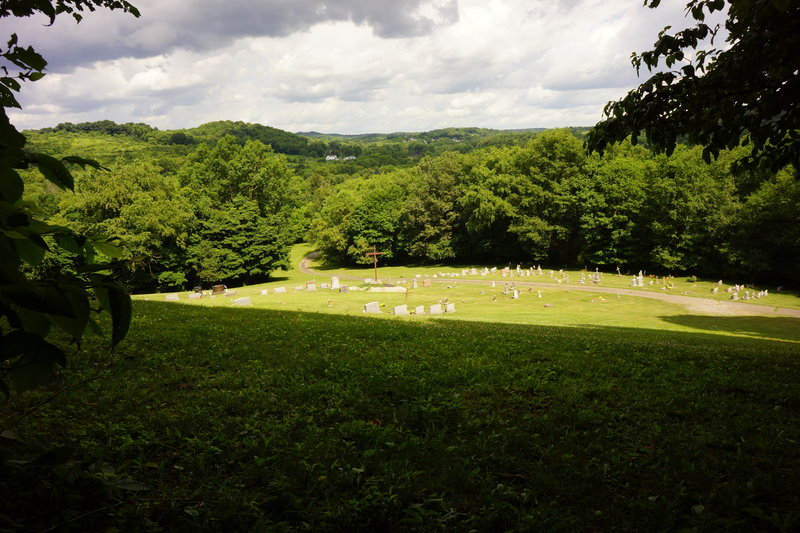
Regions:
[[148, 245, 800, 340]]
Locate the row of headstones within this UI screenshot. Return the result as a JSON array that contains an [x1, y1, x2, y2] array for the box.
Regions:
[[166, 291, 238, 301], [729, 289, 768, 300], [363, 302, 455, 315]]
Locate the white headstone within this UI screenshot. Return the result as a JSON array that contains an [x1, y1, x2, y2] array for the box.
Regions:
[[340, 286, 349, 293], [445, 303, 456, 313], [512, 290, 519, 299], [274, 287, 287, 294], [331, 276, 341, 290], [393, 304, 410, 316], [260, 289, 269, 295], [364, 301, 380, 314], [165, 294, 179, 301], [470, 268, 477, 275], [320, 283, 329, 289], [233, 297, 251, 306], [429, 304, 443, 315], [306, 282, 317, 291], [188, 293, 201, 300], [415, 305, 425, 315]]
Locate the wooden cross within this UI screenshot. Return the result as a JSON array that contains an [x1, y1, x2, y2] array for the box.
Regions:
[[365, 245, 385, 282]]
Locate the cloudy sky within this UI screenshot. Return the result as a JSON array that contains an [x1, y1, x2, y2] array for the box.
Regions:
[[7, 0, 708, 134]]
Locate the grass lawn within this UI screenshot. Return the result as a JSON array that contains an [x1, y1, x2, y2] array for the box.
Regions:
[[3, 246, 799, 531]]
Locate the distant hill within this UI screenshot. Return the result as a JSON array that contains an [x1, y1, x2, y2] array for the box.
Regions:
[[24, 120, 592, 167]]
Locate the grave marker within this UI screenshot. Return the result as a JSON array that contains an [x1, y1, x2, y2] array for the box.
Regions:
[[233, 297, 251, 306], [364, 301, 381, 314], [393, 304, 410, 316]]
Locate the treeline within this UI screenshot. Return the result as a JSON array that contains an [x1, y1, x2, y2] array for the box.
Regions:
[[22, 126, 799, 291], [309, 130, 800, 285], [25, 136, 303, 292], [30, 120, 560, 167]]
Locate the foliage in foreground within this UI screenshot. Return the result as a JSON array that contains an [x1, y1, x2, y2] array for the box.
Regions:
[[2, 302, 799, 531]]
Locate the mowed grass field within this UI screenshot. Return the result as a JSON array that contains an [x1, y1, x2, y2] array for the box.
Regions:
[[3, 246, 799, 531]]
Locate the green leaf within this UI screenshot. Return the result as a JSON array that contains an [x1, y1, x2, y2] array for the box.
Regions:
[[61, 155, 107, 171], [16, 307, 52, 336], [7, 341, 64, 393], [13, 236, 47, 265], [91, 240, 124, 258], [53, 233, 83, 254], [48, 283, 90, 339], [0, 166, 24, 202], [94, 285, 132, 348], [32, 153, 74, 190]]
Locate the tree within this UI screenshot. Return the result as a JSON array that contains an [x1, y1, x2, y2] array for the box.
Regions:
[[0, 1, 139, 395], [52, 160, 195, 291], [587, 0, 800, 173], [179, 137, 300, 285]]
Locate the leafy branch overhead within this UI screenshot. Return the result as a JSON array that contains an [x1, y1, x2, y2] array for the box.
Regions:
[[0, 0, 139, 396], [587, 0, 800, 172]]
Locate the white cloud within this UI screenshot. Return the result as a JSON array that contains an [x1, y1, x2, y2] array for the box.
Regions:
[[8, 0, 716, 133]]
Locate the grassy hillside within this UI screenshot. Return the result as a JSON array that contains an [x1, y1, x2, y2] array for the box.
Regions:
[[3, 248, 799, 531], [23, 130, 193, 168]]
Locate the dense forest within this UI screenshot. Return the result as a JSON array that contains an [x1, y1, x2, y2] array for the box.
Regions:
[[21, 120, 800, 292]]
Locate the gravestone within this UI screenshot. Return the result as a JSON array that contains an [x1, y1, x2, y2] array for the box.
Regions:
[[165, 294, 179, 301], [411, 279, 418, 289], [339, 286, 350, 293], [211, 284, 226, 295], [294, 286, 304, 291], [306, 282, 317, 291], [260, 289, 269, 295], [274, 287, 287, 294], [331, 276, 341, 290], [429, 304, 443, 315], [445, 303, 456, 313], [491, 280, 496, 288], [320, 283, 329, 289], [188, 293, 201, 300], [225, 290, 237, 297], [364, 301, 380, 314], [233, 297, 251, 306], [415, 305, 425, 315], [423, 279, 432, 288], [512, 289, 519, 299], [471, 268, 478, 275], [393, 304, 410, 316]]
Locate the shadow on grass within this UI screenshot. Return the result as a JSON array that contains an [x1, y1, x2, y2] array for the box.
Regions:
[[134, 301, 800, 354], [659, 314, 800, 343]]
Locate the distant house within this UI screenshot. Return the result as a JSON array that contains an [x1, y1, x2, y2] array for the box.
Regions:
[[343, 155, 357, 160], [325, 155, 338, 161]]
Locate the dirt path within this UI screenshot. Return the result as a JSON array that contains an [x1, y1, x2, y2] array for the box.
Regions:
[[299, 253, 800, 318]]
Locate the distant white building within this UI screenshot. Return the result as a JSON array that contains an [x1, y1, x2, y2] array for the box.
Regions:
[[325, 155, 338, 161], [343, 155, 357, 160]]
